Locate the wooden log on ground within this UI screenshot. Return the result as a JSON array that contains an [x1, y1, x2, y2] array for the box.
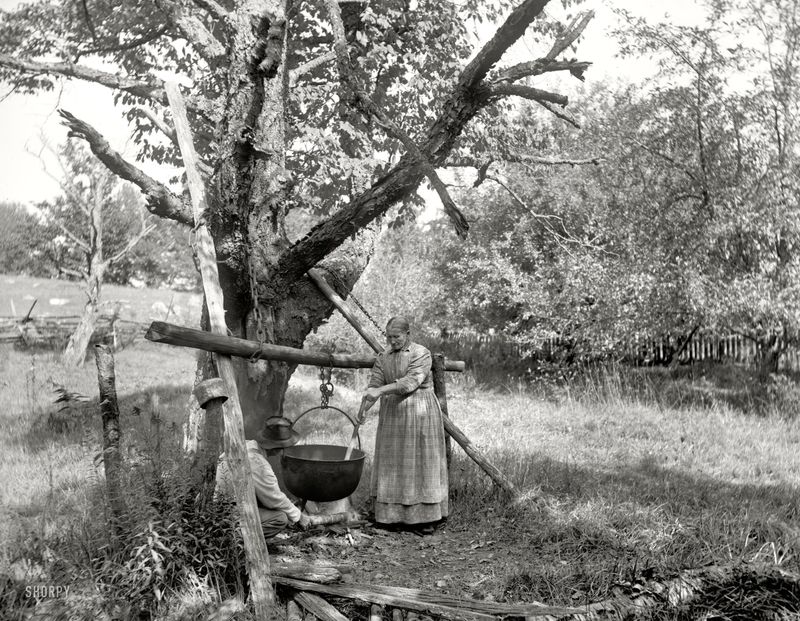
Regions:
[[275, 578, 587, 619], [271, 559, 344, 584], [146, 320, 467, 372], [287, 600, 303, 621], [94, 344, 128, 538], [294, 592, 349, 621], [165, 82, 274, 618]]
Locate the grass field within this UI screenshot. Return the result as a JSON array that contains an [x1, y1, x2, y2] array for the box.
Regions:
[[1, 278, 800, 619], [0, 273, 201, 325]]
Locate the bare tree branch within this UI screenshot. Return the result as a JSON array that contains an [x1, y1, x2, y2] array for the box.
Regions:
[[495, 59, 592, 83], [78, 25, 172, 59], [486, 174, 602, 256], [633, 139, 700, 183], [154, 0, 226, 64], [139, 107, 178, 144], [59, 110, 193, 225], [488, 83, 569, 106], [54, 220, 92, 254], [446, 153, 604, 170], [108, 221, 158, 265], [0, 53, 207, 116], [289, 50, 336, 86], [536, 99, 581, 127], [321, 0, 469, 238], [544, 11, 595, 61], [459, 0, 551, 86]]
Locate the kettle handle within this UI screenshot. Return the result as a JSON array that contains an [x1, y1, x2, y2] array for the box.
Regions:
[[290, 405, 362, 450]]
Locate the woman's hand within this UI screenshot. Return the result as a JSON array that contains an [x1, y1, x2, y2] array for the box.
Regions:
[[360, 387, 381, 415]]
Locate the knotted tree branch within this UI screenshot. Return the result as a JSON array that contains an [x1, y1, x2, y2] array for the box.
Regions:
[[59, 110, 193, 225]]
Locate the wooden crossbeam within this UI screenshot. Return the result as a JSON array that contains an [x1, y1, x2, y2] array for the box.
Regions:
[[144, 320, 467, 372]]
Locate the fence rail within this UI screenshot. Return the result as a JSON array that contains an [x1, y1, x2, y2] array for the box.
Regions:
[[0, 315, 147, 350]]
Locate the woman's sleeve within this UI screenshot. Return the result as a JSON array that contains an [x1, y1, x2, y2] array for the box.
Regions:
[[368, 353, 385, 388], [395, 348, 431, 394]]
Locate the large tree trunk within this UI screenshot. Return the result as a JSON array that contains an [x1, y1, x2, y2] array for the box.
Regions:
[[201, 0, 380, 438]]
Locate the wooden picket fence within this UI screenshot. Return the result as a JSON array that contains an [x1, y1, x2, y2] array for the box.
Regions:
[[0, 315, 147, 351], [424, 330, 800, 373]]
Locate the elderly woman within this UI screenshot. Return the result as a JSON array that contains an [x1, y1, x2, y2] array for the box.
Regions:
[[360, 316, 448, 532]]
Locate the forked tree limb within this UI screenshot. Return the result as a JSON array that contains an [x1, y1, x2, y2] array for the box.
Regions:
[[495, 59, 592, 83], [58, 110, 193, 225]]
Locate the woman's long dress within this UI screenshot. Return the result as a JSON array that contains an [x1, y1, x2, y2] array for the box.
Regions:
[[369, 341, 449, 524]]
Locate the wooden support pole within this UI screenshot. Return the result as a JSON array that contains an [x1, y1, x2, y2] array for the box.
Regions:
[[308, 268, 383, 351], [165, 82, 275, 618], [369, 604, 383, 621], [431, 353, 452, 466], [94, 344, 128, 538], [145, 320, 466, 372]]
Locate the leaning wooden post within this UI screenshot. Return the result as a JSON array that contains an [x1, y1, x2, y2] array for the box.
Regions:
[[165, 82, 275, 616], [431, 353, 452, 466], [94, 344, 128, 538]]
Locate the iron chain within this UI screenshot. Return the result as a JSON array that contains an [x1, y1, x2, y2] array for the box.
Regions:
[[317, 265, 385, 337]]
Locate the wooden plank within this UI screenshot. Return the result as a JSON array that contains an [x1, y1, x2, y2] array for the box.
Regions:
[[145, 319, 467, 372], [165, 82, 275, 618], [275, 577, 587, 619], [294, 592, 349, 621], [276, 578, 495, 621]]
